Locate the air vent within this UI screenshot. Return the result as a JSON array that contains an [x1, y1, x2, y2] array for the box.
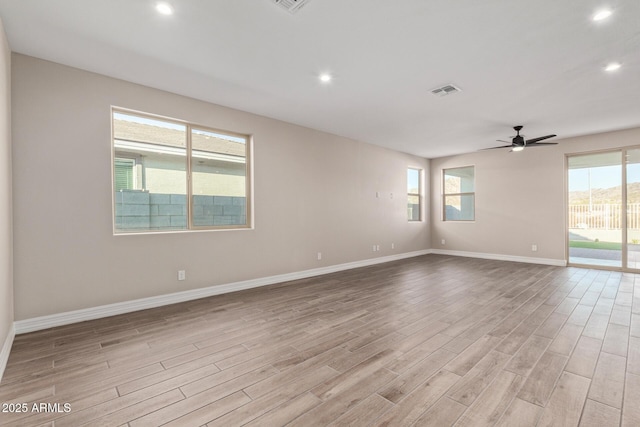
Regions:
[[431, 84, 461, 97], [273, 0, 312, 14]]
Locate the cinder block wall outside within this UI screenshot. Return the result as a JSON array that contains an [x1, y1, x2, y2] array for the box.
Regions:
[[115, 190, 246, 230]]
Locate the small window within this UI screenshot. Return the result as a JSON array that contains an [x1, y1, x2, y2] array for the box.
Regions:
[[407, 168, 421, 221], [112, 109, 251, 233], [114, 158, 135, 191], [443, 166, 475, 221]]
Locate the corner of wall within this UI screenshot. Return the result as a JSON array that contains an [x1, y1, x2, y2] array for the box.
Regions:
[[0, 14, 14, 383]]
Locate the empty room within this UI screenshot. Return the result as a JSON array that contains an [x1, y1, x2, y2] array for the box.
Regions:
[[0, 1, 639, 426]]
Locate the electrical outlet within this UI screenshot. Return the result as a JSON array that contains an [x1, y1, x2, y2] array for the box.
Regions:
[[376, 245, 380, 251], [391, 243, 395, 249], [317, 252, 322, 260], [531, 244, 538, 252], [372, 245, 377, 252], [178, 270, 186, 281], [441, 239, 446, 245]]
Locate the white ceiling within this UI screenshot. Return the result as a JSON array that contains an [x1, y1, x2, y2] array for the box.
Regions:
[[0, 0, 638, 158]]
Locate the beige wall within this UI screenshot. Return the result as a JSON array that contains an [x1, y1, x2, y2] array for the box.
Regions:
[[11, 54, 430, 320], [431, 127, 640, 262], [0, 21, 12, 346]]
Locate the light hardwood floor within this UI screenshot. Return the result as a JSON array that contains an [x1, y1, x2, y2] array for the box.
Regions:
[[1, 254, 639, 426]]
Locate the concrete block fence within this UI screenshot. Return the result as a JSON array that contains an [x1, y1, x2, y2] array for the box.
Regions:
[[115, 190, 246, 231]]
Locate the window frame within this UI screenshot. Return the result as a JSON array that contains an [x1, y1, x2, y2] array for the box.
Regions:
[[442, 165, 475, 222], [407, 167, 422, 222], [111, 107, 252, 234]]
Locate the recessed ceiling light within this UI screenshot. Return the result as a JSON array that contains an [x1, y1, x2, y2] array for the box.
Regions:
[[156, 2, 174, 15], [593, 9, 613, 21], [605, 62, 622, 72], [319, 73, 332, 83]]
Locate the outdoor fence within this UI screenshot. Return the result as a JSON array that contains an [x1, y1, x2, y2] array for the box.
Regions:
[[569, 203, 640, 230]]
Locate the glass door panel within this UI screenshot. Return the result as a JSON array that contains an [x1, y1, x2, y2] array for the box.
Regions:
[[568, 151, 622, 268], [627, 149, 640, 270]]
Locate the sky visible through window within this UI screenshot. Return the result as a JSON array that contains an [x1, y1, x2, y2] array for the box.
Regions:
[[407, 168, 420, 193], [569, 165, 639, 192]]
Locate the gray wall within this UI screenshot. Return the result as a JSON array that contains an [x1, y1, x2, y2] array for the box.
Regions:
[[0, 20, 12, 352], [12, 54, 430, 320]]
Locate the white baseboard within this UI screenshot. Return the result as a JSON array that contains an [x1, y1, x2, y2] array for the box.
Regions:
[[0, 324, 15, 383], [430, 249, 567, 267], [14, 250, 431, 334]]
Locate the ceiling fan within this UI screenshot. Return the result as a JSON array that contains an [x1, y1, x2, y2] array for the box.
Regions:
[[487, 125, 557, 152]]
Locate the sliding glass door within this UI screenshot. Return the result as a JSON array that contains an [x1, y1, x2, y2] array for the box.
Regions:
[[567, 147, 640, 271], [568, 151, 622, 268], [626, 149, 640, 269]]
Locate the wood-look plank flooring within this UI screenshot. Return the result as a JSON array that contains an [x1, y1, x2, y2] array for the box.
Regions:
[[1, 254, 640, 426]]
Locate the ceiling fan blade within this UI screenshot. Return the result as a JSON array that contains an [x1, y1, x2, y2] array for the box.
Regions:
[[496, 139, 511, 143], [525, 134, 556, 144], [523, 142, 558, 147], [482, 145, 513, 150]]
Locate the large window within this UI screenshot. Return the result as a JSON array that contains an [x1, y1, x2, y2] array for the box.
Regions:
[[443, 166, 475, 221], [112, 109, 251, 233], [407, 168, 421, 221]]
